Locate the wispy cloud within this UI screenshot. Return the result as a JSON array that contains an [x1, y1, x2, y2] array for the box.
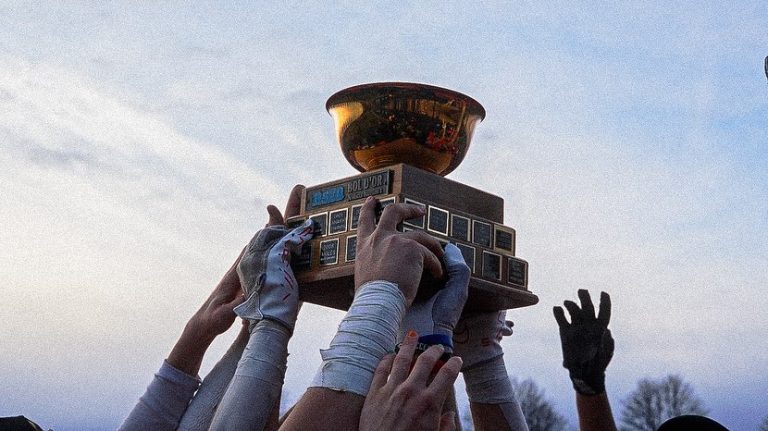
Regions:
[[0, 55, 293, 426]]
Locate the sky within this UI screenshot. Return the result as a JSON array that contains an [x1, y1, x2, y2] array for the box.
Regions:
[[1, 1, 766, 430]]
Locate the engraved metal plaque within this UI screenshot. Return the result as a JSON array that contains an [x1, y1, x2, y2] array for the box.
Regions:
[[348, 171, 391, 201], [319, 239, 339, 265], [329, 208, 348, 235], [346, 236, 357, 262], [482, 251, 501, 280], [306, 185, 345, 211], [508, 257, 527, 287], [456, 243, 476, 273], [450, 214, 470, 241], [495, 227, 514, 253], [428, 206, 449, 236], [350, 205, 362, 230], [306, 170, 391, 212], [473, 220, 492, 248]]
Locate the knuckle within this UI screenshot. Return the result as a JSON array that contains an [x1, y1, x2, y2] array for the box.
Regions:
[[381, 203, 395, 215], [393, 353, 413, 368], [393, 385, 414, 402], [374, 365, 389, 377]]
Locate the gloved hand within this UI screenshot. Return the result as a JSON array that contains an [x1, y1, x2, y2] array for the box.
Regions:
[[553, 289, 614, 395], [452, 310, 514, 370], [234, 218, 314, 332], [399, 243, 470, 351]]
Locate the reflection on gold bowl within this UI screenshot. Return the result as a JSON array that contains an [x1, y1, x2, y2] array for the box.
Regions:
[[326, 82, 485, 177]]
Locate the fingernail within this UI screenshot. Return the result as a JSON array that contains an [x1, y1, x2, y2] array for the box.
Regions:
[[366, 196, 375, 203], [407, 330, 417, 338]]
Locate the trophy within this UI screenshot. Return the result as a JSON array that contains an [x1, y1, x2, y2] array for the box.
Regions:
[[287, 82, 538, 312]]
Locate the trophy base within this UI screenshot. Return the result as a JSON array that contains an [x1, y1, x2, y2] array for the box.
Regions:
[[288, 163, 538, 312], [297, 266, 538, 312]]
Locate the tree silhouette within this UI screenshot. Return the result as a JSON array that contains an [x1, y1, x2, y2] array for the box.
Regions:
[[759, 415, 768, 431], [512, 378, 569, 431], [619, 374, 708, 431], [460, 378, 568, 431]]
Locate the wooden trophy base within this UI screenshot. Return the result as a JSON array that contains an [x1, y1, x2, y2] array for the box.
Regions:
[[287, 163, 538, 312]]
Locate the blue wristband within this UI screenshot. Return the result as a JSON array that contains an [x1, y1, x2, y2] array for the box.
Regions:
[[418, 334, 453, 353]]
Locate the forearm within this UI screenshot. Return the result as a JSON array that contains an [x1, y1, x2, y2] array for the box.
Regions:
[[469, 403, 517, 431], [576, 392, 617, 431], [281, 388, 365, 431], [177, 325, 249, 431], [209, 319, 291, 431], [118, 361, 201, 431], [167, 322, 215, 377], [465, 357, 528, 431], [281, 280, 406, 431]]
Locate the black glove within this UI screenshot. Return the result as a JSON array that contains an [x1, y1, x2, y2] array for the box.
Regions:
[[553, 289, 614, 395]]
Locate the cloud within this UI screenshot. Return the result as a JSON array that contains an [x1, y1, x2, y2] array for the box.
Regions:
[[0, 55, 292, 426]]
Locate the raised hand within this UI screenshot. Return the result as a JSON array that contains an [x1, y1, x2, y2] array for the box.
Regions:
[[234, 213, 314, 332], [354, 197, 444, 305], [360, 331, 462, 431], [553, 289, 614, 395]]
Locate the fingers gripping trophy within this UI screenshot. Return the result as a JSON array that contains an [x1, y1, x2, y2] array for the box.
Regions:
[[287, 82, 539, 313]]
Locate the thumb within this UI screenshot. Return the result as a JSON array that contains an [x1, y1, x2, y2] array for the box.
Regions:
[[438, 245, 469, 310], [443, 243, 470, 276]]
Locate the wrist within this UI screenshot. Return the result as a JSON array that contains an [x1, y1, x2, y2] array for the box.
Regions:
[[570, 373, 606, 396], [463, 356, 516, 404], [311, 280, 406, 396], [357, 280, 406, 307], [167, 336, 209, 377], [180, 319, 217, 349], [394, 338, 453, 375], [417, 333, 453, 353]]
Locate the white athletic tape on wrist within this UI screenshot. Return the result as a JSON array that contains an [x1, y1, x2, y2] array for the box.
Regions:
[[208, 320, 290, 431], [464, 356, 529, 429], [235, 319, 290, 381], [177, 333, 248, 431], [311, 280, 406, 396], [464, 355, 516, 404]]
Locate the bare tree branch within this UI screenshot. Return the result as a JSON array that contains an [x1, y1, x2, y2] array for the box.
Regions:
[[619, 375, 708, 431], [512, 378, 569, 431]]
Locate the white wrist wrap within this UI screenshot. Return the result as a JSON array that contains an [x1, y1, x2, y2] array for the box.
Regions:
[[236, 319, 290, 381], [464, 356, 528, 429], [178, 333, 247, 431], [208, 320, 290, 431], [464, 355, 516, 404], [311, 280, 406, 396]]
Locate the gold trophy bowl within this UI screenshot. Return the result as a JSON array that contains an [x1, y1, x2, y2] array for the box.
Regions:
[[326, 82, 486, 177]]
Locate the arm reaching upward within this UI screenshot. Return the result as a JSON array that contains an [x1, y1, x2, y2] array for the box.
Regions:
[[281, 198, 445, 431], [553, 289, 617, 431]]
